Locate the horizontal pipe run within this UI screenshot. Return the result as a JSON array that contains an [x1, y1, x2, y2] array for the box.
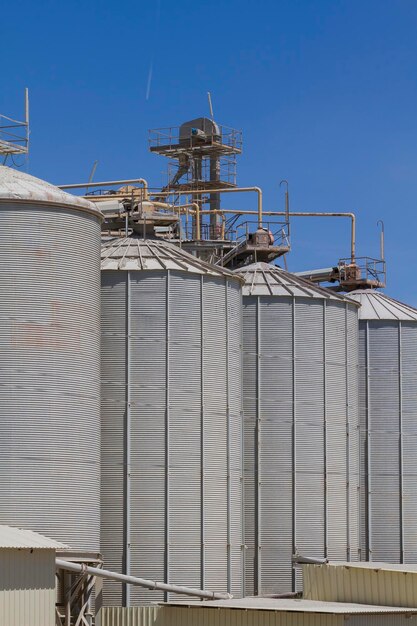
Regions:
[[59, 178, 149, 198], [149, 187, 263, 229], [175, 209, 355, 262], [55, 559, 232, 601]]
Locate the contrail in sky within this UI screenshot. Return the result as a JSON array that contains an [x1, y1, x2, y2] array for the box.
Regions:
[[146, 61, 153, 101], [145, 0, 161, 101]]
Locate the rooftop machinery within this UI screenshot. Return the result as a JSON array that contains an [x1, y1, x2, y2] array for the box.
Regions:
[[148, 117, 290, 266]]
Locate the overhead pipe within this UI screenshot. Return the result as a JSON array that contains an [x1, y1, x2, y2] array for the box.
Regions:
[[59, 178, 149, 200], [377, 220, 385, 262], [55, 559, 232, 601], [177, 208, 356, 263], [149, 187, 264, 230]]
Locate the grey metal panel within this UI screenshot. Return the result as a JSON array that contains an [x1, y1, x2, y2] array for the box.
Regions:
[[168, 273, 202, 600], [226, 281, 244, 598], [358, 322, 368, 560], [259, 298, 293, 594], [242, 298, 257, 597], [401, 322, 417, 562], [295, 299, 325, 576], [241, 284, 359, 596], [100, 251, 244, 607], [130, 272, 168, 606], [368, 322, 401, 562], [101, 272, 127, 606], [325, 302, 347, 561], [358, 317, 417, 564], [347, 306, 360, 563], [0, 204, 101, 552], [202, 277, 227, 595]]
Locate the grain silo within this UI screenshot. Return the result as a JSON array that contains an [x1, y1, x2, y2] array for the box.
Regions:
[[0, 165, 102, 551], [235, 262, 360, 596], [348, 289, 417, 563], [100, 236, 243, 606]]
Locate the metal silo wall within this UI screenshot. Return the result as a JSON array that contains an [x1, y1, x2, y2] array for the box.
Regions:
[[242, 296, 359, 595], [401, 322, 417, 562], [101, 269, 243, 606], [226, 281, 244, 596], [359, 320, 417, 563], [347, 306, 360, 563], [0, 205, 101, 551]]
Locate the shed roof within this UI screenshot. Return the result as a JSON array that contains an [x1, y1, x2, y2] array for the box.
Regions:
[[0, 525, 69, 549], [234, 262, 358, 304], [163, 597, 417, 615], [303, 561, 417, 609], [0, 166, 101, 217], [348, 289, 417, 321], [101, 237, 242, 282]]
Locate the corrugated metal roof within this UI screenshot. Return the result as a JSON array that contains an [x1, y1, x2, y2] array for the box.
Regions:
[[327, 561, 417, 572], [234, 262, 358, 303], [303, 562, 417, 608], [163, 598, 417, 615], [0, 525, 68, 549], [0, 165, 101, 216], [101, 237, 242, 281], [348, 289, 417, 321]]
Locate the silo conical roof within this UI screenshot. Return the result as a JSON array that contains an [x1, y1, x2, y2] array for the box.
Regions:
[[101, 236, 243, 281], [348, 289, 417, 321], [0, 165, 101, 216], [235, 261, 358, 303]]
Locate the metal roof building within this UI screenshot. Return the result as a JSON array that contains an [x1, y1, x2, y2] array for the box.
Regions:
[[99, 598, 417, 626], [0, 525, 67, 626], [303, 560, 417, 609]]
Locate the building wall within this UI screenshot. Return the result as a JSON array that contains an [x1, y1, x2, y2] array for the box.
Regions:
[[0, 549, 55, 626]]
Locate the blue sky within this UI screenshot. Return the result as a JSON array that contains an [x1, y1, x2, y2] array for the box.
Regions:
[[1, 0, 417, 303]]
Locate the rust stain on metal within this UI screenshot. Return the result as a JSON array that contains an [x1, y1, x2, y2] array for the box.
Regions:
[[11, 300, 81, 350]]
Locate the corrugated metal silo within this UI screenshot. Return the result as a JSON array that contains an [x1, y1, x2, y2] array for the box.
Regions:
[[0, 165, 102, 551], [235, 262, 360, 596], [100, 237, 243, 606], [348, 289, 417, 563]]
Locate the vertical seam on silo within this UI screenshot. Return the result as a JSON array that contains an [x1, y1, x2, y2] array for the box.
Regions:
[[345, 302, 351, 561], [365, 321, 372, 561], [323, 300, 328, 560], [165, 271, 170, 601], [240, 287, 245, 597], [399, 322, 404, 564], [200, 274, 205, 590], [255, 296, 261, 594], [124, 270, 132, 607], [226, 279, 231, 593], [291, 295, 296, 591]]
